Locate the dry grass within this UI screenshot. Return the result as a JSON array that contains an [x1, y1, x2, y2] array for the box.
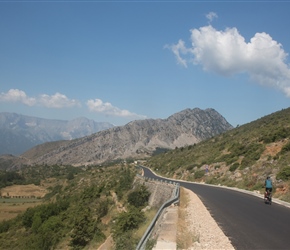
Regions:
[[0, 198, 42, 221], [0, 184, 48, 222], [176, 187, 196, 249], [1, 184, 48, 198], [135, 207, 158, 239]]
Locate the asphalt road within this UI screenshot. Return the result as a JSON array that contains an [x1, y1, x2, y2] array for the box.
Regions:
[[141, 166, 290, 250]]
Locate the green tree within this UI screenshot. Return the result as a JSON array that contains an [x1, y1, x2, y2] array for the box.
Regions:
[[128, 185, 150, 208], [22, 207, 35, 228], [38, 216, 63, 250], [31, 213, 42, 233], [70, 206, 104, 249], [67, 171, 74, 180], [115, 168, 134, 199], [96, 199, 110, 218], [112, 206, 145, 237]]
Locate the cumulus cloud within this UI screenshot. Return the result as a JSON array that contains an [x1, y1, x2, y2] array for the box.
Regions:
[[0, 89, 81, 108], [168, 22, 290, 97], [86, 98, 147, 119], [0, 89, 36, 106], [39, 92, 81, 108]]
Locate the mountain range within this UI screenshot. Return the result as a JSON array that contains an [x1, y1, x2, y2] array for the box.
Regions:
[[0, 112, 114, 155], [5, 108, 233, 168]]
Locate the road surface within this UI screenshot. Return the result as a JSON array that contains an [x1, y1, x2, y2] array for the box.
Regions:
[[142, 166, 290, 250]]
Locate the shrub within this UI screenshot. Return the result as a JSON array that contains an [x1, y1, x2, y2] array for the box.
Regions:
[[0, 220, 11, 233], [281, 141, 290, 154], [229, 163, 239, 172], [115, 168, 134, 199], [114, 231, 137, 250], [70, 206, 104, 249], [96, 199, 110, 218], [276, 166, 290, 181], [112, 207, 145, 237], [194, 170, 205, 179], [127, 185, 150, 208]]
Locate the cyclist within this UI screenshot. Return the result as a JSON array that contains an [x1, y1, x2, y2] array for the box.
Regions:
[[264, 176, 273, 199]]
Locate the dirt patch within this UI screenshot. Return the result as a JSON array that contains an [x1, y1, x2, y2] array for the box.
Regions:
[[97, 235, 114, 250], [262, 141, 285, 157]]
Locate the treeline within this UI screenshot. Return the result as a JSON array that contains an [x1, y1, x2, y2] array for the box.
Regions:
[[0, 171, 25, 188], [0, 165, 84, 188]]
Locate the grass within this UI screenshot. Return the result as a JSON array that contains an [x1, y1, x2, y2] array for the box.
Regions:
[[0, 198, 43, 222], [135, 207, 158, 240]]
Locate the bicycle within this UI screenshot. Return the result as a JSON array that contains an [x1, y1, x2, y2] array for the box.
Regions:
[[264, 190, 272, 205]]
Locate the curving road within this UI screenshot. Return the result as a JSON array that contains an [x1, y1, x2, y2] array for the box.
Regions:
[[141, 166, 290, 250]]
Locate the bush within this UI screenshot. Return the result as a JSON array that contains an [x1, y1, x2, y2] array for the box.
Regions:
[[22, 200, 69, 228], [115, 168, 134, 199], [70, 206, 104, 249], [194, 170, 205, 179], [281, 141, 290, 154], [114, 231, 137, 250], [127, 185, 150, 208], [112, 207, 145, 237], [96, 199, 110, 218], [0, 220, 11, 233], [229, 163, 239, 172], [276, 166, 290, 181], [218, 153, 238, 165]]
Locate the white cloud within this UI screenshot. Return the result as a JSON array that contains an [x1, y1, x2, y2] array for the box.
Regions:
[[0, 89, 81, 108], [165, 40, 190, 68], [206, 12, 218, 23], [168, 24, 290, 97], [39, 92, 81, 108], [86, 98, 147, 119], [0, 89, 36, 106]]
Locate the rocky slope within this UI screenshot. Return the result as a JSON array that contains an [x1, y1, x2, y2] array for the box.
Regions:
[[0, 112, 114, 155], [21, 108, 232, 167]]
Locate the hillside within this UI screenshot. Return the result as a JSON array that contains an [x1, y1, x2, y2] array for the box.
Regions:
[[146, 107, 290, 202], [0, 162, 177, 250], [0, 112, 114, 155], [19, 108, 233, 167]]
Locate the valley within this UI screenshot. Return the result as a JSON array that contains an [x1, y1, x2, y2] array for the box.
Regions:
[[1, 107, 290, 249]]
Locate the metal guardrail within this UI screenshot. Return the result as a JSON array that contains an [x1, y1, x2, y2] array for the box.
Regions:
[[136, 175, 180, 250]]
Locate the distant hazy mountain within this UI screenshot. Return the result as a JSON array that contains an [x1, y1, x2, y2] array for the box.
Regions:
[[20, 108, 233, 167], [0, 112, 114, 155]]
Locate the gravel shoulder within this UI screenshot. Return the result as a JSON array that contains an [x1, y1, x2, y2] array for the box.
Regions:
[[180, 187, 234, 249], [153, 187, 235, 250]]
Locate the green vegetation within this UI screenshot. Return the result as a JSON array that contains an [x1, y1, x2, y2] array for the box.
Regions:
[[128, 184, 151, 208], [112, 206, 145, 249], [0, 164, 152, 250], [276, 166, 290, 181], [147, 108, 290, 202], [2, 107, 290, 249], [0, 171, 25, 188], [0, 165, 84, 189]]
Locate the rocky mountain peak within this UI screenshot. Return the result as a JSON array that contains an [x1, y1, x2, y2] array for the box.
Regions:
[[22, 108, 233, 167]]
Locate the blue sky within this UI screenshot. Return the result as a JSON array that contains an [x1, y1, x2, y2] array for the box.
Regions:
[[1, 1, 290, 127]]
